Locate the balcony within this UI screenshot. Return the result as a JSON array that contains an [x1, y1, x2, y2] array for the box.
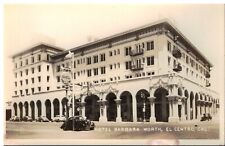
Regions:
[[205, 72, 210, 78], [172, 48, 182, 58], [130, 49, 144, 57], [130, 64, 144, 71], [206, 82, 211, 87], [173, 63, 182, 72]]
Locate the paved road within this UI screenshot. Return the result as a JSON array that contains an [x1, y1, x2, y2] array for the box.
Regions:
[[5, 120, 219, 140]]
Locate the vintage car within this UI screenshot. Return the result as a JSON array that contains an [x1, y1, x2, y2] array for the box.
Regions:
[[36, 116, 50, 122], [52, 115, 66, 122], [10, 116, 21, 122], [22, 116, 33, 122], [200, 113, 212, 121], [60, 116, 95, 131]]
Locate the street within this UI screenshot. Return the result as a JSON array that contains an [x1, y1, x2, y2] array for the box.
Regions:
[[5, 120, 219, 139]]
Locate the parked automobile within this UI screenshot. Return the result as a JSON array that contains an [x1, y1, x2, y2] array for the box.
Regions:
[[22, 116, 33, 122], [36, 116, 50, 122], [52, 115, 66, 122], [60, 116, 95, 131], [200, 113, 212, 121], [10, 116, 20, 122]]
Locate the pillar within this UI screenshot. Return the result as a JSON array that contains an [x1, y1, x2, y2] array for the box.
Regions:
[[81, 102, 86, 118], [187, 97, 190, 120], [149, 97, 156, 123], [28, 105, 31, 117], [42, 103, 46, 117], [116, 99, 122, 122], [169, 97, 179, 122], [23, 105, 26, 117], [59, 102, 62, 116], [51, 103, 54, 119], [12, 105, 15, 117], [197, 103, 201, 120], [181, 97, 186, 121], [18, 106, 21, 118], [35, 104, 38, 119], [193, 99, 196, 120], [132, 94, 137, 122], [99, 100, 107, 122]]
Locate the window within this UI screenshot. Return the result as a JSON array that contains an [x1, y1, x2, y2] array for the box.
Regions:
[[26, 59, 28, 65], [25, 89, 28, 95], [20, 61, 23, 67], [15, 82, 17, 87], [168, 57, 171, 66], [32, 68, 34, 74], [114, 64, 116, 69], [47, 54, 50, 61], [87, 57, 91, 65], [125, 61, 132, 70], [114, 50, 117, 55], [87, 69, 92, 77], [20, 90, 23, 95], [125, 46, 132, 56], [101, 67, 106, 74], [20, 80, 23, 86], [38, 87, 41, 92], [110, 64, 113, 70], [38, 76, 41, 82], [31, 57, 34, 63], [57, 76, 60, 82], [117, 49, 120, 55], [38, 54, 41, 61], [109, 51, 113, 56], [74, 61, 76, 68], [100, 53, 105, 61], [186, 56, 189, 64], [14, 91, 17, 96], [47, 65, 50, 71], [20, 71, 23, 77], [196, 64, 198, 71], [15, 63, 17, 68], [38, 65, 41, 72], [47, 76, 50, 82], [77, 59, 80, 65], [25, 69, 28, 75], [31, 78, 34, 84], [93, 55, 98, 63], [31, 88, 34, 94], [94, 68, 98, 76], [186, 68, 189, 75], [173, 60, 176, 68], [117, 63, 120, 68], [47, 87, 50, 91], [57, 65, 60, 72], [147, 41, 154, 50], [15, 73, 17, 78], [26, 79, 28, 85], [147, 56, 154, 66], [74, 73, 76, 79], [167, 41, 171, 52]]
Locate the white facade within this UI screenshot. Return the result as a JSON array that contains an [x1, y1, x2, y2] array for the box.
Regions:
[[11, 20, 220, 123]]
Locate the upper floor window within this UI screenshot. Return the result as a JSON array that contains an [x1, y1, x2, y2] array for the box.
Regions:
[[167, 41, 171, 52], [15, 73, 17, 78], [38, 54, 41, 61], [31, 57, 34, 63], [147, 56, 154, 66], [125, 46, 132, 56], [25, 79, 28, 85], [32, 68, 34, 74], [26, 59, 28, 65], [125, 61, 132, 70], [110, 64, 113, 70], [25, 69, 28, 75], [15, 82, 17, 87], [31, 88, 34, 94], [74, 61, 76, 68], [147, 41, 154, 50], [31, 78, 34, 84], [100, 53, 105, 62], [87, 57, 91, 65], [186, 56, 189, 64], [38, 65, 41, 72], [196, 64, 198, 71], [47, 54, 50, 61], [87, 69, 92, 77], [117, 49, 120, 55], [15, 63, 17, 68], [20, 61, 23, 67], [38, 76, 41, 82], [47, 76, 50, 82], [93, 55, 98, 63], [57, 65, 60, 72], [109, 51, 113, 57], [168, 57, 171, 66], [57, 76, 60, 82], [47, 65, 50, 71], [77, 59, 80, 65], [114, 50, 117, 55], [38, 87, 41, 92], [101, 67, 106, 74], [20, 80, 23, 86], [20, 71, 23, 77], [93, 68, 98, 76]]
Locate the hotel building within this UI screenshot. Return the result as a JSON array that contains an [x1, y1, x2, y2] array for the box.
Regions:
[[11, 20, 220, 123]]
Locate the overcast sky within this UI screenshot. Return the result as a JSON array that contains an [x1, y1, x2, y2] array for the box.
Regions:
[[4, 4, 224, 101]]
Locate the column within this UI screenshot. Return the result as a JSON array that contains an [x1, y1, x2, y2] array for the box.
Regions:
[[51, 103, 54, 119], [132, 94, 137, 122], [23, 105, 26, 117], [149, 97, 156, 123], [81, 102, 86, 118], [42, 103, 46, 117], [17, 106, 20, 118], [28, 105, 31, 117], [12, 105, 15, 117], [35, 104, 38, 119], [116, 99, 122, 122], [193, 99, 196, 120], [99, 100, 107, 122], [187, 97, 190, 120], [169, 97, 179, 122], [169, 100, 173, 117], [181, 97, 186, 121], [59, 102, 62, 117], [197, 102, 201, 120]]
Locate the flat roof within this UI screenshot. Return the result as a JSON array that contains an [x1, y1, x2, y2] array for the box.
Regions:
[[34, 20, 215, 67], [12, 43, 65, 58]]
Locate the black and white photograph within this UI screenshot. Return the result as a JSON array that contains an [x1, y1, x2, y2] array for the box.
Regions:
[[3, 3, 224, 145]]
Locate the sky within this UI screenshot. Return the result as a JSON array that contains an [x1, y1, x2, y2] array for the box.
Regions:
[[3, 4, 224, 102]]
